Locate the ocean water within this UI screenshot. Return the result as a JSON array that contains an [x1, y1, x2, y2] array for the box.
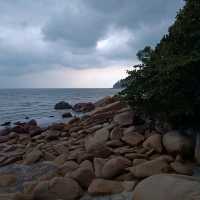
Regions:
[[0, 88, 121, 127]]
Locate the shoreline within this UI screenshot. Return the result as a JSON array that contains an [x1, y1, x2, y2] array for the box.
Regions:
[[0, 96, 199, 199]]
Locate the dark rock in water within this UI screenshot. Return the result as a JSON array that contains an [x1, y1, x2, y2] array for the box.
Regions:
[[49, 115, 54, 118], [54, 101, 72, 110], [1, 122, 11, 126], [25, 116, 29, 119], [73, 102, 95, 113], [27, 119, 37, 126], [62, 112, 73, 118]]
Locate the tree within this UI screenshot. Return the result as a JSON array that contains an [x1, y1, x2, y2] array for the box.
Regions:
[[122, 0, 200, 129]]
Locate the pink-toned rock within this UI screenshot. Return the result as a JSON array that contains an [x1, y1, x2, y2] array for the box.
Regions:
[[69, 160, 95, 189], [94, 158, 107, 178], [102, 157, 131, 178], [110, 127, 123, 140], [59, 161, 79, 176], [122, 133, 144, 146], [129, 157, 171, 178], [113, 111, 134, 127], [143, 134, 163, 153]]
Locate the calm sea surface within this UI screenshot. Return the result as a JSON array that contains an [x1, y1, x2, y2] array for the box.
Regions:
[[0, 88, 120, 127]]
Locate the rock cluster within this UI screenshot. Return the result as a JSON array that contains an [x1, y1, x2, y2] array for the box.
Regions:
[[0, 96, 199, 200]]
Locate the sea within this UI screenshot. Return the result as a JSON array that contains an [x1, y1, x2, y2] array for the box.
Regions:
[[0, 88, 121, 128]]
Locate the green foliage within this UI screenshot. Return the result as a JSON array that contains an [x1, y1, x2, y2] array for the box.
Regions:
[[122, 0, 200, 129]]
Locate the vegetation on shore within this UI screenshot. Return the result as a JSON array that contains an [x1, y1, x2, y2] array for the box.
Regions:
[[120, 0, 200, 129]]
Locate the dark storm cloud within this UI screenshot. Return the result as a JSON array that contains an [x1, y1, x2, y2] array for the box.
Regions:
[[0, 0, 184, 75]]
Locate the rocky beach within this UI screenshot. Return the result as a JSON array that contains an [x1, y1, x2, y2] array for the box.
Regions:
[[0, 96, 199, 200]]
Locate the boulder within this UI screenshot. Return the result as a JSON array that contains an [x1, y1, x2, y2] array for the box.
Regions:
[[23, 149, 42, 165], [129, 157, 171, 178], [102, 157, 131, 178], [94, 96, 116, 107], [143, 134, 163, 153], [59, 161, 79, 176], [110, 127, 123, 140], [73, 102, 95, 113], [122, 133, 144, 146], [170, 161, 194, 175], [62, 112, 73, 118], [113, 111, 134, 127], [85, 128, 111, 158], [88, 179, 124, 195], [163, 131, 194, 157], [42, 130, 60, 140], [70, 160, 95, 189], [93, 158, 107, 178], [29, 126, 43, 137], [54, 101, 72, 110], [33, 177, 82, 200], [133, 174, 200, 200]]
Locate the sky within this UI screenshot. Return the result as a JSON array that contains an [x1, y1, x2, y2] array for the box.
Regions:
[[0, 0, 184, 88]]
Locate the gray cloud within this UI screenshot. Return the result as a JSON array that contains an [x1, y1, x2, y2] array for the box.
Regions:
[[0, 0, 184, 77]]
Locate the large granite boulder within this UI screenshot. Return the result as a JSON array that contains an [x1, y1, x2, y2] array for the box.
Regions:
[[129, 157, 171, 178], [102, 157, 131, 178], [133, 174, 200, 200], [143, 134, 163, 153], [73, 103, 95, 113], [163, 131, 194, 157]]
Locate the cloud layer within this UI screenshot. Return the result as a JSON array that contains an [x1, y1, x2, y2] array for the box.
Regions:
[[0, 0, 184, 87]]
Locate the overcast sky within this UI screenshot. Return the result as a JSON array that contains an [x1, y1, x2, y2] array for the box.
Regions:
[[0, 0, 184, 88]]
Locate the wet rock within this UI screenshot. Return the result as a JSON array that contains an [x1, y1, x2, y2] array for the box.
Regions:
[[27, 119, 37, 126], [1, 122, 11, 126], [62, 112, 73, 118], [54, 101, 72, 110], [133, 174, 200, 200], [0, 162, 58, 193]]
